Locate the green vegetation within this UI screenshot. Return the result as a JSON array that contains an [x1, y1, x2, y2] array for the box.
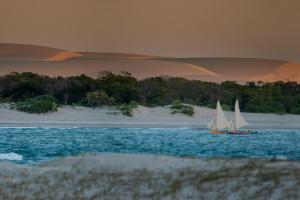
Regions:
[[117, 101, 138, 117], [86, 90, 115, 109], [1, 71, 300, 115], [208, 103, 231, 111], [170, 100, 194, 116], [15, 95, 58, 113]]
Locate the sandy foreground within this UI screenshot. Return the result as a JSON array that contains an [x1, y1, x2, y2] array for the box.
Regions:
[[0, 153, 298, 199], [0, 104, 299, 129]]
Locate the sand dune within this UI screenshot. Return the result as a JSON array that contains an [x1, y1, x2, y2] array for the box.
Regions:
[[184, 63, 218, 76], [46, 51, 82, 61], [78, 52, 158, 60], [0, 43, 299, 82], [170, 57, 289, 81], [0, 43, 66, 61], [0, 58, 218, 79], [0, 43, 82, 62], [253, 62, 300, 82], [0, 44, 218, 79]]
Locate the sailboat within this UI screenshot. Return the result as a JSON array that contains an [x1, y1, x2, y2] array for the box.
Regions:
[[207, 100, 230, 134], [228, 99, 252, 134]]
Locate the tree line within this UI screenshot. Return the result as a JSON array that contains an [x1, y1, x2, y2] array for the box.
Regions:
[[0, 71, 300, 114]]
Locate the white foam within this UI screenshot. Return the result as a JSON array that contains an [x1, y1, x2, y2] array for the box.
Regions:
[[275, 156, 288, 160], [0, 153, 23, 161]]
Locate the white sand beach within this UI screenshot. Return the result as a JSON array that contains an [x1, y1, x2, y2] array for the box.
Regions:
[[0, 153, 298, 199], [0, 104, 299, 129]]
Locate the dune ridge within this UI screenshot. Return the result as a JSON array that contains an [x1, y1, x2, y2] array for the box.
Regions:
[[0, 43, 299, 82], [78, 52, 158, 60], [0, 43, 64, 60], [253, 62, 300, 82], [185, 63, 218, 76], [46, 51, 82, 61]]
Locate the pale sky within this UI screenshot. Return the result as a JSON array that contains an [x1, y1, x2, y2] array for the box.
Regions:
[[1, 0, 300, 61]]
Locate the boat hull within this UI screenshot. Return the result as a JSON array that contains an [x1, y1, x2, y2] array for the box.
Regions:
[[209, 129, 255, 134], [227, 130, 254, 134], [210, 130, 227, 134]]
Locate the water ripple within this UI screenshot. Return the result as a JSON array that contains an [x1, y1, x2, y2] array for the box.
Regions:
[[0, 128, 299, 164]]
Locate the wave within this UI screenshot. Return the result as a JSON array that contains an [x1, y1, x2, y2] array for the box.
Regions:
[[0, 127, 41, 129], [275, 156, 288, 160], [0, 153, 23, 161], [0, 127, 81, 129]]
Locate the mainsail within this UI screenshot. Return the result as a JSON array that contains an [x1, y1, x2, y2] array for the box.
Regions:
[[207, 100, 229, 130], [231, 99, 248, 130], [207, 118, 217, 130]]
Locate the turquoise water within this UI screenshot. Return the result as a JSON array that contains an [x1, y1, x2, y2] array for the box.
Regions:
[[0, 128, 300, 164]]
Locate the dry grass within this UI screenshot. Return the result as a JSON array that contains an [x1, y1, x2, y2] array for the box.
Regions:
[[0, 155, 299, 199]]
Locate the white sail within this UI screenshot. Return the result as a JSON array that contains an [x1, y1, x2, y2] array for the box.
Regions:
[[207, 100, 229, 130], [216, 101, 230, 129], [207, 118, 216, 129], [233, 99, 248, 130], [228, 119, 235, 130]]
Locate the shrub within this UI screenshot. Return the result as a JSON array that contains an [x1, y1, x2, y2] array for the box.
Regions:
[[180, 106, 195, 116], [208, 103, 231, 111], [16, 95, 58, 114], [291, 106, 300, 115], [117, 101, 138, 117], [221, 104, 231, 111], [170, 100, 194, 116], [245, 95, 285, 114], [86, 90, 115, 109], [170, 100, 183, 110]]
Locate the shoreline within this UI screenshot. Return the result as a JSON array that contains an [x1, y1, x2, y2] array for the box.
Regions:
[[0, 123, 299, 130], [0, 105, 300, 129]]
